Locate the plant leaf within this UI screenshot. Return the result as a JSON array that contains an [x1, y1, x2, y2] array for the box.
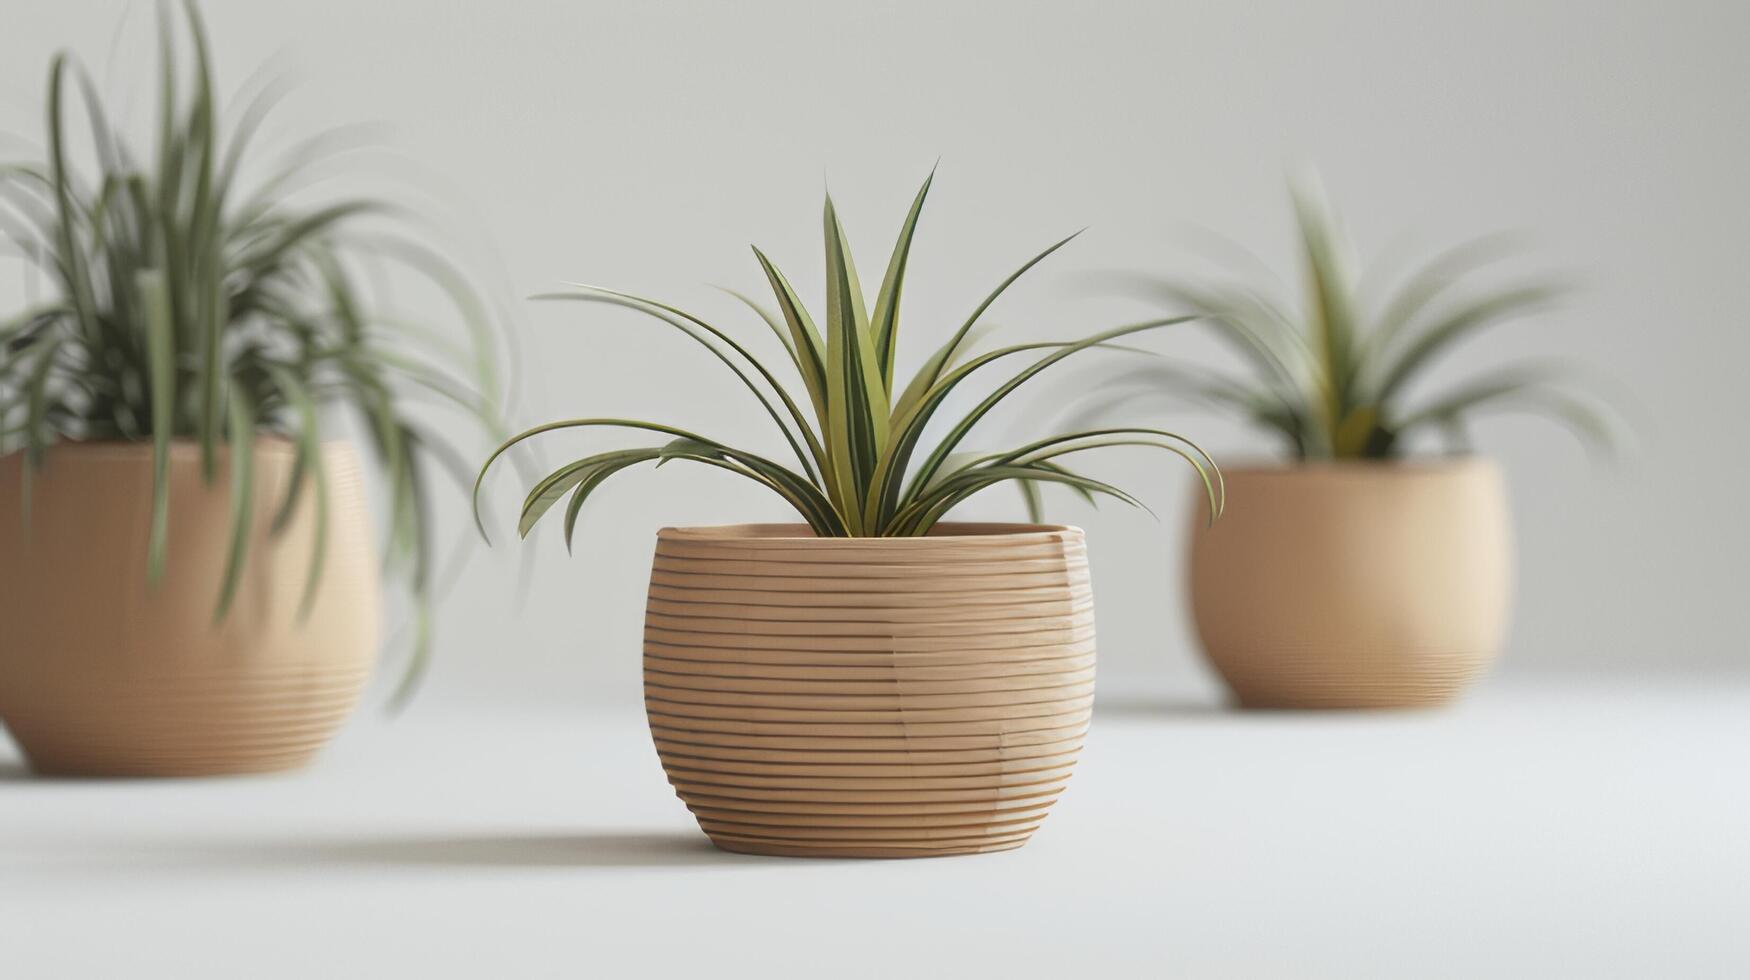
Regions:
[[869, 168, 933, 388], [868, 338, 1128, 527], [264, 364, 328, 621], [475, 418, 838, 542], [1371, 283, 1565, 404], [1368, 232, 1521, 359], [519, 447, 658, 539], [893, 462, 1149, 536], [903, 229, 1083, 407], [718, 286, 797, 360], [1395, 365, 1616, 457], [45, 56, 101, 345], [539, 286, 825, 483], [213, 387, 255, 621], [1290, 176, 1359, 447], [139, 270, 176, 583], [897, 317, 1194, 524], [751, 247, 827, 417], [821, 194, 888, 532], [987, 426, 1222, 520]]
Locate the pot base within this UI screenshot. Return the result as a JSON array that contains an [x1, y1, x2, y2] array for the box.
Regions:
[[16, 745, 326, 779], [1218, 648, 1488, 710], [1229, 683, 1468, 711], [709, 838, 1028, 859], [2, 663, 372, 777]]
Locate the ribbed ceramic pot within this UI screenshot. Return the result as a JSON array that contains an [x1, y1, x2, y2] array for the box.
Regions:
[[1189, 459, 1512, 709], [642, 523, 1094, 858], [0, 440, 379, 776]]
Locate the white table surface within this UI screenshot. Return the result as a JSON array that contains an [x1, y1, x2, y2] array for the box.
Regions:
[[3, 674, 1746, 979]]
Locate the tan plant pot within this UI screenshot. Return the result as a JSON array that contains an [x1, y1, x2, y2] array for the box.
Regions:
[[643, 523, 1094, 858], [0, 440, 380, 776], [1188, 459, 1512, 709]]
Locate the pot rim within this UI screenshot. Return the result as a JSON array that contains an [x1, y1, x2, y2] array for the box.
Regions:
[[1211, 454, 1499, 480], [657, 522, 1083, 544]]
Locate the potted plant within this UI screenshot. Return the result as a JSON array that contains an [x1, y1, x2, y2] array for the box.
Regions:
[[1072, 176, 1613, 708], [476, 171, 1220, 857], [0, 2, 505, 774]]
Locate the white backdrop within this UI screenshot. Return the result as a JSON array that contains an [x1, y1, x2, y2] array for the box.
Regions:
[[3, 0, 1745, 710]]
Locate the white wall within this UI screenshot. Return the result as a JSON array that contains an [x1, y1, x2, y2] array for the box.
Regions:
[[3, 0, 1745, 709]]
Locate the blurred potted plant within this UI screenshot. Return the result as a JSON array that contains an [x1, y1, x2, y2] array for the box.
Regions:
[[1073, 176, 1614, 708], [477, 170, 1220, 857], [0, 1, 505, 774]]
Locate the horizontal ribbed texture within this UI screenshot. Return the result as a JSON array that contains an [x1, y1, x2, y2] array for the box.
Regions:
[[1188, 462, 1512, 709], [1194, 645, 1493, 709], [644, 523, 1093, 859], [1, 666, 374, 776], [0, 441, 380, 776]]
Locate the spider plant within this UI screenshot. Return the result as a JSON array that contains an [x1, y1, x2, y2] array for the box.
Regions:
[[475, 171, 1221, 544], [0, 1, 505, 698], [1071, 175, 1613, 460]]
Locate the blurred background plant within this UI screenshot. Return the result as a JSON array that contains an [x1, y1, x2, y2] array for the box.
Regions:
[[1067, 173, 1618, 461], [0, 0, 514, 702]]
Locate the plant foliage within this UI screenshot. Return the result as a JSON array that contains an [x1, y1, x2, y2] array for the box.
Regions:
[[0, 1, 505, 699], [1071, 175, 1614, 460], [476, 171, 1221, 542]]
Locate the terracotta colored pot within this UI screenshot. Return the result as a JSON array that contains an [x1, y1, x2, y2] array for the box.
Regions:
[[1188, 459, 1512, 709], [643, 523, 1094, 858], [0, 440, 379, 775]]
